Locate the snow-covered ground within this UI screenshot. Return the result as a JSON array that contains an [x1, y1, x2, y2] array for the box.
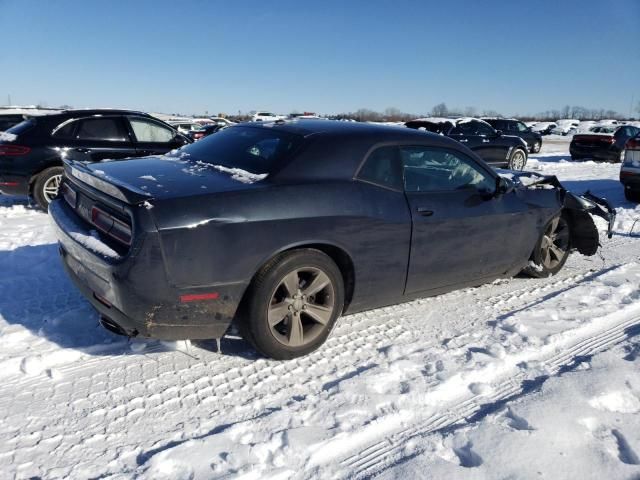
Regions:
[[1, 138, 640, 479]]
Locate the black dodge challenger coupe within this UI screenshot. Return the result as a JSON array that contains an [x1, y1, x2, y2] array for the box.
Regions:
[[50, 120, 614, 359]]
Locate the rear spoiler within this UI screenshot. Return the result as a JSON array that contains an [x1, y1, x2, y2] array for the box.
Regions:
[[63, 159, 152, 205]]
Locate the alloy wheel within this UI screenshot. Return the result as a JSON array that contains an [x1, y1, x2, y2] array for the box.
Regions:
[[42, 174, 63, 203], [267, 267, 336, 347], [540, 217, 570, 270], [511, 150, 526, 170]]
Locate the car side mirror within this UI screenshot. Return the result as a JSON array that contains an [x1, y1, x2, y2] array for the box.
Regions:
[[174, 133, 188, 145], [495, 129, 503, 137], [495, 176, 514, 196]]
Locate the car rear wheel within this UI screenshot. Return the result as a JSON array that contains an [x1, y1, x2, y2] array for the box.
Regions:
[[624, 188, 640, 202], [508, 148, 527, 170], [531, 141, 541, 153], [239, 249, 344, 359], [33, 166, 64, 211], [523, 215, 571, 278]]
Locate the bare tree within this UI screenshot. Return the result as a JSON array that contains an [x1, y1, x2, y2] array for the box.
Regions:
[[431, 103, 448, 117]]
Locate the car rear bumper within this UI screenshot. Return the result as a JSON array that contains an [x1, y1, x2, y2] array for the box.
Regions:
[[621, 167, 640, 191], [0, 173, 29, 195], [570, 145, 619, 162], [50, 198, 243, 340]]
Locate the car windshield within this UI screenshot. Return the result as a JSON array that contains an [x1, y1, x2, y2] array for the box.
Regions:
[[167, 126, 303, 175]]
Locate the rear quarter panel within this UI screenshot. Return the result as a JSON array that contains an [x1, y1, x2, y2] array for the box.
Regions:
[[150, 181, 413, 313]]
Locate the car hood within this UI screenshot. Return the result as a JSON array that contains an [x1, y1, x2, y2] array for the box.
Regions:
[[70, 156, 268, 202]]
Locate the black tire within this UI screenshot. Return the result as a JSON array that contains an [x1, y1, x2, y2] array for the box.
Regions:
[[624, 188, 640, 203], [530, 141, 541, 154], [523, 214, 571, 278], [508, 148, 527, 170], [238, 249, 344, 360], [33, 166, 64, 211]]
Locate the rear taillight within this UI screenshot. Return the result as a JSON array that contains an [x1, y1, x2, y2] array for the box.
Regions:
[[626, 138, 640, 150], [91, 206, 132, 246], [0, 145, 31, 156]]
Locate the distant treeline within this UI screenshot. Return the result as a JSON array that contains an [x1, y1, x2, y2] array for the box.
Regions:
[[331, 103, 639, 122]]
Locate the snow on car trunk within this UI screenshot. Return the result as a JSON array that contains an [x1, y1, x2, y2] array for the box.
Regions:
[[80, 155, 267, 201]]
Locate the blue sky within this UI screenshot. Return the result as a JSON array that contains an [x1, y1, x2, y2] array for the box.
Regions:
[[0, 0, 638, 116]]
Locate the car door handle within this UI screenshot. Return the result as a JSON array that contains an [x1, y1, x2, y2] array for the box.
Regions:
[[416, 207, 434, 216], [482, 139, 490, 143], [459, 139, 468, 142]]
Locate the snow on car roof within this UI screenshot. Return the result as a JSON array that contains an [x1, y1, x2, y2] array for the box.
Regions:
[[0, 106, 62, 116], [410, 117, 491, 126]]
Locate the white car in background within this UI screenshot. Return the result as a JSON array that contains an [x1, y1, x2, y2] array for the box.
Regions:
[[209, 117, 236, 126], [551, 119, 580, 135], [531, 122, 557, 135], [251, 111, 285, 122], [168, 121, 205, 135], [576, 120, 597, 133]]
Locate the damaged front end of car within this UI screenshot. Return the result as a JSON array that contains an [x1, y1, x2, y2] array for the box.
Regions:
[[498, 170, 616, 256]]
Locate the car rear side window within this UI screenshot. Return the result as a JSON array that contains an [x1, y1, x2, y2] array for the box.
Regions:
[[53, 119, 77, 138], [168, 126, 303, 175], [357, 146, 403, 190], [401, 147, 494, 193], [129, 117, 174, 143], [76, 117, 127, 141]]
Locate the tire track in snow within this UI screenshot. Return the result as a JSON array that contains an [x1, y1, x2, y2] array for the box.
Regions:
[[337, 314, 640, 478]]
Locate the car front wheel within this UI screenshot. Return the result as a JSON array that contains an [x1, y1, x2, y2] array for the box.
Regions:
[[523, 215, 571, 278], [531, 141, 541, 153], [33, 166, 64, 211], [239, 249, 344, 360], [508, 148, 527, 170]]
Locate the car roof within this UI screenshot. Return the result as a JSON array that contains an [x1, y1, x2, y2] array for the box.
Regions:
[[236, 120, 484, 182], [238, 118, 437, 138], [481, 117, 520, 122], [57, 108, 151, 116]]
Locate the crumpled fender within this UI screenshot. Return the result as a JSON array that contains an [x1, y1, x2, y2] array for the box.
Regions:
[[497, 170, 616, 256], [562, 190, 616, 255]]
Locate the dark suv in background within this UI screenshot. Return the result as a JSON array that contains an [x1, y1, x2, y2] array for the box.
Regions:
[[405, 118, 529, 169], [482, 118, 542, 153], [0, 109, 190, 209]]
